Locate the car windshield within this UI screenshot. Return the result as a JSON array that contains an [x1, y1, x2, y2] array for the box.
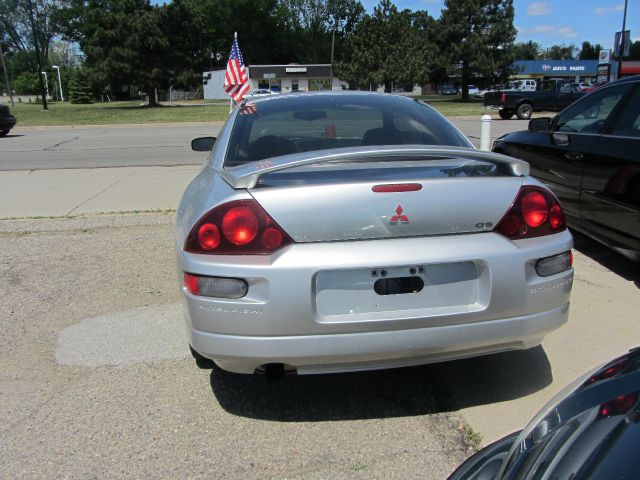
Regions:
[[224, 93, 471, 167]]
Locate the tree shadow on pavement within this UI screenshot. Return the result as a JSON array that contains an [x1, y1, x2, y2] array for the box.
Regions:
[[209, 346, 551, 421], [571, 231, 640, 287]]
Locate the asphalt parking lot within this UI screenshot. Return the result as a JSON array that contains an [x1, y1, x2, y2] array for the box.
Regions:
[[1, 119, 638, 478], [2, 214, 637, 479], [0, 214, 473, 479]]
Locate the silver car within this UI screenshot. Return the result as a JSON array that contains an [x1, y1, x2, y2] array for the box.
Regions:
[[176, 92, 574, 376]]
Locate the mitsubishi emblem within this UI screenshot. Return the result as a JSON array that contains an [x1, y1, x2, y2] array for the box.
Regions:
[[389, 205, 409, 224]]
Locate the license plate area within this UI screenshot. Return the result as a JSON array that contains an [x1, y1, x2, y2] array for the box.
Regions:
[[374, 276, 424, 295], [314, 261, 484, 321]]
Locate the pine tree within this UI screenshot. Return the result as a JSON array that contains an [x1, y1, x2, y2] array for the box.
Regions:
[[438, 0, 516, 101], [68, 68, 93, 104], [335, 0, 435, 91]]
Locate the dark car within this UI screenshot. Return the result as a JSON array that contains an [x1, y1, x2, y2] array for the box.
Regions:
[[449, 346, 640, 480], [440, 85, 458, 95], [0, 103, 17, 136], [493, 75, 640, 261]]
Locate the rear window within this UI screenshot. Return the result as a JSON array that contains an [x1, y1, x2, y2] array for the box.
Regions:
[[224, 93, 471, 167]]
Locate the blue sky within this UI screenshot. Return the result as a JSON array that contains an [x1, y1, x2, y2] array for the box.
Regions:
[[361, 0, 637, 49]]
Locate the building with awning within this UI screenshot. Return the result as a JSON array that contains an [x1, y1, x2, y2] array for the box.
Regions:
[[620, 61, 640, 76], [202, 64, 347, 99], [511, 60, 599, 81], [247, 64, 346, 93]]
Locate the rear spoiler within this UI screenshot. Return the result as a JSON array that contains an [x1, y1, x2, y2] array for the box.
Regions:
[[220, 145, 529, 189]]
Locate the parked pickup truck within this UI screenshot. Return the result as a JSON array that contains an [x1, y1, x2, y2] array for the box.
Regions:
[[483, 79, 584, 120]]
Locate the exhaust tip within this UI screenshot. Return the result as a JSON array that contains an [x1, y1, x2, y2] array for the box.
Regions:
[[257, 363, 296, 380]]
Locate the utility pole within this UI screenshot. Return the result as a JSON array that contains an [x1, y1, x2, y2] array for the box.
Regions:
[[26, 0, 47, 110], [617, 0, 628, 80], [0, 42, 14, 106]]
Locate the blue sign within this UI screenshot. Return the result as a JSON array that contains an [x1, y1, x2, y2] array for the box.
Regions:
[[512, 60, 599, 75]]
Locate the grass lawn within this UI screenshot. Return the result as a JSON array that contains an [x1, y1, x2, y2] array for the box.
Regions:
[[9, 96, 487, 127], [10, 100, 231, 127], [419, 95, 487, 117]]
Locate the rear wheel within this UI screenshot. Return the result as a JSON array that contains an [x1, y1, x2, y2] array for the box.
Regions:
[[498, 109, 513, 120], [516, 103, 533, 120]]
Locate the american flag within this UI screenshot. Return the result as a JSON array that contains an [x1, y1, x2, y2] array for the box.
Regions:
[[239, 101, 258, 115], [224, 33, 250, 102]]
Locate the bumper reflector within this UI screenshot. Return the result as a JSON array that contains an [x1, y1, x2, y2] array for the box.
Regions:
[[183, 273, 248, 298], [535, 251, 572, 277]]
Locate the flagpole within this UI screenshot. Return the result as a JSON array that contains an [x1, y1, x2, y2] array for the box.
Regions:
[[228, 31, 238, 114], [225, 31, 249, 115]]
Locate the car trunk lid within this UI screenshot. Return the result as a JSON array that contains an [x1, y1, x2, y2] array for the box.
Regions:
[[248, 158, 525, 242]]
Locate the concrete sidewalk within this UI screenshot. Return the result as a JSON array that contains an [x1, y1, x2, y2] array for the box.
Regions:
[[0, 165, 199, 218]]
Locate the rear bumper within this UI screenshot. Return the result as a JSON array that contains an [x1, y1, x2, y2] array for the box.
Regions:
[[188, 304, 569, 374], [179, 230, 573, 374]]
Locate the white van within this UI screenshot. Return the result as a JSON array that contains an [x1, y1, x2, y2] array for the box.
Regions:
[[512, 79, 537, 91]]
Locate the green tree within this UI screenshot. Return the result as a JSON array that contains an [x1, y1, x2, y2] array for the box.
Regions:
[[58, 0, 170, 106], [67, 67, 92, 103], [511, 40, 541, 60], [0, 0, 63, 58], [279, 0, 364, 64], [160, 0, 304, 86], [543, 44, 577, 60], [438, 0, 516, 101], [12, 70, 39, 93], [626, 40, 640, 60], [578, 41, 602, 60], [327, 0, 366, 62], [335, 0, 434, 92]]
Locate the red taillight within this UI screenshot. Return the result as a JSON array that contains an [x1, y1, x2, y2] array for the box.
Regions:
[[501, 93, 507, 104], [184, 272, 199, 295], [494, 186, 566, 239], [198, 223, 220, 250], [184, 200, 293, 255], [261, 227, 283, 250], [549, 204, 563, 229], [599, 392, 638, 418], [222, 206, 258, 245], [584, 358, 630, 387], [522, 191, 548, 227]]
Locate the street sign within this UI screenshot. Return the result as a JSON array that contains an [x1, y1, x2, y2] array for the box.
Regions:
[[614, 30, 631, 57], [597, 64, 610, 83], [598, 49, 611, 64]]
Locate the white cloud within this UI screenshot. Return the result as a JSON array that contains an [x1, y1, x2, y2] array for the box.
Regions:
[[527, 2, 551, 16], [557, 27, 578, 38], [530, 25, 555, 34], [521, 24, 578, 39], [594, 4, 625, 15], [420, 0, 441, 4]]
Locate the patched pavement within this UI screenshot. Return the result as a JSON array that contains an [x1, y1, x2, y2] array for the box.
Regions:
[[1, 214, 474, 479]]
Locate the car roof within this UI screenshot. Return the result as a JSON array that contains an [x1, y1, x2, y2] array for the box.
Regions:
[[242, 90, 419, 105], [610, 74, 640, 86]]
